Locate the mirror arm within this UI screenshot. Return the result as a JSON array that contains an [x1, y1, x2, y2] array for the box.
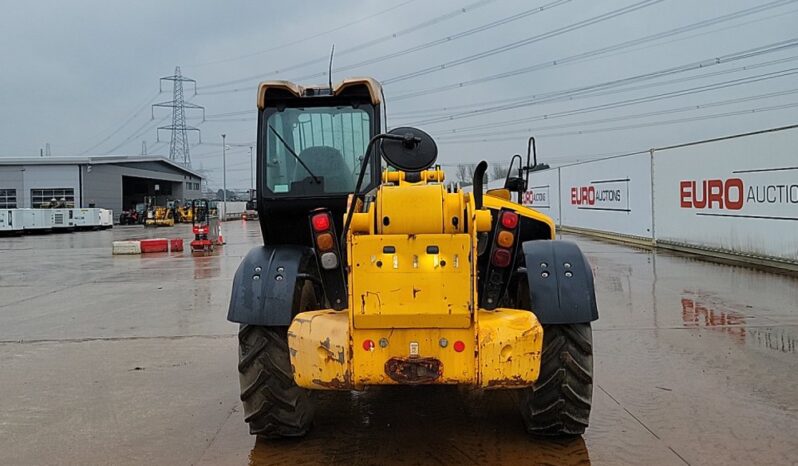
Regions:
[[341, 133, 399, 246]]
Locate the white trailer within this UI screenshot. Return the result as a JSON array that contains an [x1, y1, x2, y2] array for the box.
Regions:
[[0, 209, 22, 233], [50, 208, 75, 230], [72, 208, 101, 230], [217, 201, 248, 221], [68, 208, 114, 230], [99, 209, 113, 229], [20, 209, 52, 231]]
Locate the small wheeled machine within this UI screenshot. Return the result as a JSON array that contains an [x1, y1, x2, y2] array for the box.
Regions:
[[190, 199, 221, 254]]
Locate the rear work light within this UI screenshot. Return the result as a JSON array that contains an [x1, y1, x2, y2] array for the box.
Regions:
[[491, 248, 512, 268], [311, 213, 331, 232], [500, 211, 519, 229], [320, 252, 339, 270]]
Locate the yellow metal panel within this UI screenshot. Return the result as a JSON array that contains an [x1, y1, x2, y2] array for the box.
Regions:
[[351, 327, 476, 385], [486, 188, 511, 200], [477, 308, 543, 388], [287, 310, 353, 390], [474, 209, 492, 232], [382, 169, 445, 185], [350, 212, 371, 233], [377, 184, 445, 234], [442, 191, 465, 234], [351, 234, 472, 329]]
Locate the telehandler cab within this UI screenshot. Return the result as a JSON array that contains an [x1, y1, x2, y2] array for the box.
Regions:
[[228, 77, 598, 438]]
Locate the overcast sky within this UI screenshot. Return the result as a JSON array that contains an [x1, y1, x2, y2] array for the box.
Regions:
[[1, 0, 796, 189]]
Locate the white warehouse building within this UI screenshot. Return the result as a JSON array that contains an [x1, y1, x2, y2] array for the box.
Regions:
[[0, 156, 204, 220]]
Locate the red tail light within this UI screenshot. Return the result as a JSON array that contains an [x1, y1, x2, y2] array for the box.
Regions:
[[500, 211, 519, 229], [491, 248, 512, 268], [311, 213, 331, 232], [453, 341, 466, 353]]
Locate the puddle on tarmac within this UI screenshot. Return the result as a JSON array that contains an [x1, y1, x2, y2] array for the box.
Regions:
[[193, 255, 222, 279], [246, 386, 591, 466], [680, 290, 797, 353]]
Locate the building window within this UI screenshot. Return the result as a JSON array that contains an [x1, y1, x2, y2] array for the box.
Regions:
[[31, 188, 75, 208], [0, 189, 16, 208]]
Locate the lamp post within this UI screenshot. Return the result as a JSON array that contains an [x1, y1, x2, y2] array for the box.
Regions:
[[222, 134, 227, 219], [249, 145, 254, 194]]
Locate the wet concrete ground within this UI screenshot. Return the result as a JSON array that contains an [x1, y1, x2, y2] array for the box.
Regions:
[[1, 222, 796, 465]]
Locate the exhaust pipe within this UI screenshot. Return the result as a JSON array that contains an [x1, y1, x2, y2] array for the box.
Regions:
[[473, 161, 488, 210]]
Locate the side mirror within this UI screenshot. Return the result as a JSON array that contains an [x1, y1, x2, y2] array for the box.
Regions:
[[380, 127, 437, 172]]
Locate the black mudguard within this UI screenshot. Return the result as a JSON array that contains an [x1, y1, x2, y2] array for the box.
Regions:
[[227, 245, 318, 326], [521, 240, 599, 325]]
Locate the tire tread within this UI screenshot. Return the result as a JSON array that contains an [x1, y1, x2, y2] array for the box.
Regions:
[[238, 325, 314, 438], [520, 324, 593, 437]]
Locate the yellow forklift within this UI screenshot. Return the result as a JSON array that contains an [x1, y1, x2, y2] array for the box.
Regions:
[[175, 200, 194, 223], [144, 198, 175, 227]]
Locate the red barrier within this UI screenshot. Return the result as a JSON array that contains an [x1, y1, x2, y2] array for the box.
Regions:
[[170, 238, 184, 252], [134, 238, 184, 254], [140, 238, 168, 253]]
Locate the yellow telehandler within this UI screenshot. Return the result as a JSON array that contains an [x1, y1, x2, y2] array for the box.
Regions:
[[228, 78, 598, 439]]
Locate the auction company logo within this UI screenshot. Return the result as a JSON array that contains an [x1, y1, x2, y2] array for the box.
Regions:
[[523, 185, 550, 208], [680, 170, 798, 219], [570, 178, 630, 212]]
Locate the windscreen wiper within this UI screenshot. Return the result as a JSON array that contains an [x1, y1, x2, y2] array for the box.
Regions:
[[268, 125, 321, 184]]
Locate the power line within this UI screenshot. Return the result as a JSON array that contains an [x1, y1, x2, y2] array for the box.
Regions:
[[105, 114, 170, 154], [194, 0, 672, 107], [390, 49, 798, 119], [407, 42, 798, 128], [381, 0, 665, 85], [187, 0, 419, 68], [171, 46, 798, 130], [284, 0, 574, 85], [161, 52, 798, 137], [437, 100, 798, 144], [435, 87, 798, 141], [78, 91, 160, 155], [197, 0, 498, 92], [203, 0, 662, 95], [395, 53, 798, 126], [388, 0, 798, 101], [203, 47, 798, 130]]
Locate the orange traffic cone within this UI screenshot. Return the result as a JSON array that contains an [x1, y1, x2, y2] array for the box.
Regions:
[[217, 224, 225, 245]]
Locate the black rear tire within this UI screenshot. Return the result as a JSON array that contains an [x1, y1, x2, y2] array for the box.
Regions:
[[238, 325, 314, 438], [519, 323, 593, 437]]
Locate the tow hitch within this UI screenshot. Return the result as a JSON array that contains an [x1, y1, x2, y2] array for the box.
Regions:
[[384, 357, 443, 384]]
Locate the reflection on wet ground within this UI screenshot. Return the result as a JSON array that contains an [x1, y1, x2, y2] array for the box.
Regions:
[[1, 224, 797, 465], [681, 291, 747, 343], [246, 388, 591, 466]]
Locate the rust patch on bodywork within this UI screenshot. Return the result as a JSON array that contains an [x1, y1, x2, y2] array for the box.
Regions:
[[312, 371, 352, 390], [485, 375, 532, 388]]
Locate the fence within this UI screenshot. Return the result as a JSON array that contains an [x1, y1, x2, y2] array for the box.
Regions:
[[523, 124, 798, 267]]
